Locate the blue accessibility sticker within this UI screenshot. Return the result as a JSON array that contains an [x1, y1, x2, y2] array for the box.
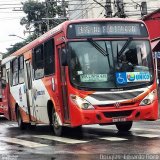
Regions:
[[116, 72, 127, 85]]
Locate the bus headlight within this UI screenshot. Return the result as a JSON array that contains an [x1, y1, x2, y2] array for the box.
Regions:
[[70, 95, 94, 110], [139, 89, 157, 106]]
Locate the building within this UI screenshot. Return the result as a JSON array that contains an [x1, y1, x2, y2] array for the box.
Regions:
[[68, 0, 160, 20], [68, 0, 106, 20], [143, 9, 160, 51], [68, 0, 128, 20], [143, 9, 160, 79]]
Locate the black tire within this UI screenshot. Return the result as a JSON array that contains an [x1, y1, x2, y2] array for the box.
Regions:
[[74, 126, 82, 131], [17, 109, 27, 130], [115, 121, 133, 132], [8, 106, 12, 120], [73, 126, 83, 137], [28, 124, 36, 130], [52, 110, 63, 136]]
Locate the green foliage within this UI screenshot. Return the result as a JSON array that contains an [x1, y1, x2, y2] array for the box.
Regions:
[[4, 42, 26, 58], [20, 0, 67, 36], [5, 34, 36, 57]]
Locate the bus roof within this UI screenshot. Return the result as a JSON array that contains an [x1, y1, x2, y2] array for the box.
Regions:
[[2, 18, 145, 64], [1, 55, 16, 65]]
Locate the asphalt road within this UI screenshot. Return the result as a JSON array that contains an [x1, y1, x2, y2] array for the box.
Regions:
[[0, 116, 160, 160]]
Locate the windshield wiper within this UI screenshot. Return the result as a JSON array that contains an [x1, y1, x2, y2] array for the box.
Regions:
[[117, 37, 133, 58], [87, 38, 109, 57]]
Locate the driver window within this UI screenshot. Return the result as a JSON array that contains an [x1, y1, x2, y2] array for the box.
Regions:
[[125, 48, 138, 66], [115, 41, 150, 72], [138, 43, 148, 67]]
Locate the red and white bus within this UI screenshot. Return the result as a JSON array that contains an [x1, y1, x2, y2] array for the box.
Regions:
[[1, 18, 158, 136]]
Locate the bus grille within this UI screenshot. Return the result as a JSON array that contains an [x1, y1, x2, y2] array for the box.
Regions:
[[98, 102, 136, 107], [90, 91, 143, 101], [103, 110, 133, 118]]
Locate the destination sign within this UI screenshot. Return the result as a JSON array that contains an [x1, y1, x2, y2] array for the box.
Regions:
[[67, 22, 148, 38]]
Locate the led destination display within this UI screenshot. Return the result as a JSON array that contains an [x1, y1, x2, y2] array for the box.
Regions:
[[67, 22, 148, 38]]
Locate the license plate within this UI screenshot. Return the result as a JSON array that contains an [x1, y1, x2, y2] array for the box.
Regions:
[[112, 117, 126, 122]]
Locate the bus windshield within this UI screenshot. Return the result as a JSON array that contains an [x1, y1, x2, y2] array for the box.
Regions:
[[68, 40, 154, 90]]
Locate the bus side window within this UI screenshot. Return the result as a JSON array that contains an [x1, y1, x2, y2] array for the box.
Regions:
[[44, 39, 55, 75], [33, 45, 44, 79], [12, 58, 18, 86], [18, 56, 24, 84], [1, 66, 6, 88]]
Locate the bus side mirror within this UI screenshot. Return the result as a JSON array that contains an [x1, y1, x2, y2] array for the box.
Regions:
[[61, 49, 68, 66]]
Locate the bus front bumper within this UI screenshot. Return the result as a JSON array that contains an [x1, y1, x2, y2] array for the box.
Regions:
[[71, 99, 159, 127]]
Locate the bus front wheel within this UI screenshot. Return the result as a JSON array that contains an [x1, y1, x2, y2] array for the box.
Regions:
[[52, 110, 63, 136], [115, 121, 133, 132]]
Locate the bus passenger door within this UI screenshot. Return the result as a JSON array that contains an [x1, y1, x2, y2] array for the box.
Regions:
[[4, 69, 11, 120], [58, 45, 70, 122], [24, 60, 35, 123]]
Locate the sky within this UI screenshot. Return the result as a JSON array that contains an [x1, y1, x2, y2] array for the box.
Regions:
[[0, 0, 160, 54], [0, 0, 27, 53]]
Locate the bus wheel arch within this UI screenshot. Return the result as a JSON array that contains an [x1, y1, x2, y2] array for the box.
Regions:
[[47, 100, 63, 136]]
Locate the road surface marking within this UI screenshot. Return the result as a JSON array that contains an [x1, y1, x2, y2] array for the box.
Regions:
[[132, 128, 160, 132], [99, 137, 128, 141], [84, 126, 160, 134], [133, 134, 160, 138], [0, 137, 48, 148], [33, 135, 88, 144]]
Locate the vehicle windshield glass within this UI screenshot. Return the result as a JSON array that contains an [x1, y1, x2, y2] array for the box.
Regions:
[[68, 40, 154, 90]]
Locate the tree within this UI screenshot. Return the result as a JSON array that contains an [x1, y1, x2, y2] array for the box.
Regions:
[[4, 42, 26, 58], [20, 0, 67, 36]]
